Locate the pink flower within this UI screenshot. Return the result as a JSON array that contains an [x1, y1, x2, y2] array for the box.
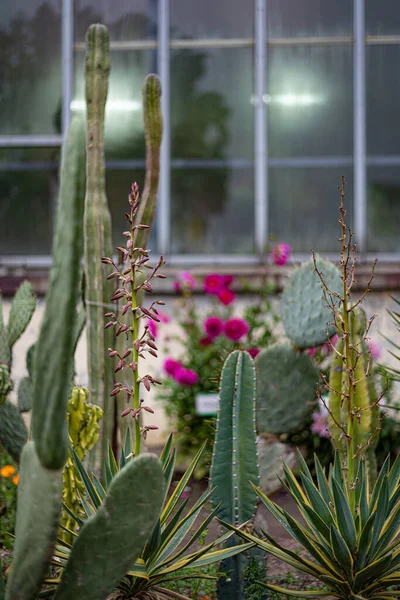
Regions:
[[369, 340, 381, 361], [164, 358, 182, 377], [147, 318, 157, 338], [217, 288, 236, 305], [199, 336, 213, 346], [271, 243, 292, 266], [204, 274, 225, 295], [158, 310, 170, 324], [175, 367, 199, 386], [308, 347, 316, 357], [311, 412, 330, 438], [174, 271, 196, 292], [247, 348, 260, 359], [204, 316, 224, 339], [224, 318, 249, 342]]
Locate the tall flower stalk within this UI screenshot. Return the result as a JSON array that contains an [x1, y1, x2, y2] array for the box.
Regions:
[[102, 183, 165, 457]]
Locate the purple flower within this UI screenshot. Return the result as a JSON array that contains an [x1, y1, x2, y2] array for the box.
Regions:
[[175, 367, 199, 386], [204, 316, 224, 339], [164, 358, 182, 377], [217, 287, 236, 305], [147, 318, 157, 339], [247, 348, 260, 359], [199, 336, 213, 346], [224, 318, 249, 342], [271, 243, 292, 266], [311, 412, 330, 438], [368, 340, 381, 361], [174, 271, 196, 292], [204, 274, 225, 295]]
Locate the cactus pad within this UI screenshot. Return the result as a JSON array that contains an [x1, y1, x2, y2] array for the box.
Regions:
[[17, 377, 33, 413], [54, 453, 164, 600], [5, 442, 62, 600], [0, 365, 12, 405], [255, 343, 319, 435], [0, 401, 28, 462], [281, 256, 342, 349], [7, 281, 36, 350]]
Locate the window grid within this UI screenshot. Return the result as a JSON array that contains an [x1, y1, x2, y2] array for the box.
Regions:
[[1, 0, 400, 265]]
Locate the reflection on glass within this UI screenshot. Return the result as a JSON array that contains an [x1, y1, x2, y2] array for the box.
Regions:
[[170, 48, 253, 160], [73, 50, 153, 160], [268, 45, 352, 157], [368, 168, 400, 252], [367, 46, 400, 155], [269, 168, 353, 252], [0, 0, 62, 135], [170, 0, 253, 40], [0, 149, 60, 255], [74, 0, 156, 42], [267, 0, 352, 39], [105, 170, 156, 251], [366, 0, 400, 35], [171, 168, 254, 254]]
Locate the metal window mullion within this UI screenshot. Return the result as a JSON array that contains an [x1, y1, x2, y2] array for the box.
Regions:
[[157, 0, 170, 256], [353, 0, 367, 253], [61, 0, 74, 137], [255, 0, 267, 256]]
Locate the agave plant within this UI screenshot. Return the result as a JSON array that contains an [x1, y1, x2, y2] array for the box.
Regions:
[[46, 434, 252, 599], [221, 451, 400, 599]]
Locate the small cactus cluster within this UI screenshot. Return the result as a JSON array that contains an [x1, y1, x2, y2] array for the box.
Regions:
[[210, 350, 265, 599], [0, 282, 35, 460], [61, 386, 103, 542]]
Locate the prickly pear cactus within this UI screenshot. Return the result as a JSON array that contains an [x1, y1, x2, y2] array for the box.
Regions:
[[255, 343, 319, 435], [7, 282, 36, 351], [0, 400, 28, 462], [62, 386, 103, 541], [281, 256, 342, 349], [0, 365, 12, 406]]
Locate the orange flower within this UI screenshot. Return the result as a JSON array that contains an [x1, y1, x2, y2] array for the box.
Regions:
[[12, 474, 19, 485], [0, 465, 16, 478]]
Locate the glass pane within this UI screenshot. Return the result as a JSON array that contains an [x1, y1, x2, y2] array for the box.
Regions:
[[269, 168, 353, 253], [171, 0, 254, 40], [368, 168, 400, 252], [0, 149, 60, 255], [366, 0, 400, 35], [0, 0, 62, 135], [171, 168, 254, 254], [171, 48, 253, 160], [73, 50, 154, 160], [268, 45, 352, 157], [267, 0, 352, 39], [74, 0, 156, 43], [367, 46, 400, 155], [106, 169, 156, 252]]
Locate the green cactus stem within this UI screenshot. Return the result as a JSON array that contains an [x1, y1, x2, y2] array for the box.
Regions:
[[0, 282, 36, 371], [54, 454, 164, 600], [83, 23, 115, 466], [133, 74, 163, 250], [0, 400, 28, 462], [31, 116, 85, 470]]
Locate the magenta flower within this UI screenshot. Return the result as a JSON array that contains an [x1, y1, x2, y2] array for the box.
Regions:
[[158, 310, 170, 324], [175, 367, 199, 386], [222, 274, 234, 286], [308, 347, 316, 357], [204, 316, 224, 339], [247, 348, 260, 359], [199, 336, 213, 346], [147, 318, 157, 339], [217, 287, 236, 305], [368, 340, 381, 361], [204, 274, 225, 295], [164, 358, 182, 377], [271, 243, 292, 266], [224, 318, 249, 342], [311, 412, 330, 438], [174, 271, 196, 292]]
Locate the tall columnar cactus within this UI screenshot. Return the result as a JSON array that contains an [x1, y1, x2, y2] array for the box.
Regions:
[[5, 115, 86, 600], [210, 350, 263, 599], [61, 386, 103, 542], [328, 308, 379, 483], [83, 23, 115, 465]]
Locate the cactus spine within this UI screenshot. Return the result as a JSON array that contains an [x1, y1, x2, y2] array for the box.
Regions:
[[6, 115, 85, 600], [61, 386, 103, 542], [210, 350, 262, 599], [83, 24, 115, 465]]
